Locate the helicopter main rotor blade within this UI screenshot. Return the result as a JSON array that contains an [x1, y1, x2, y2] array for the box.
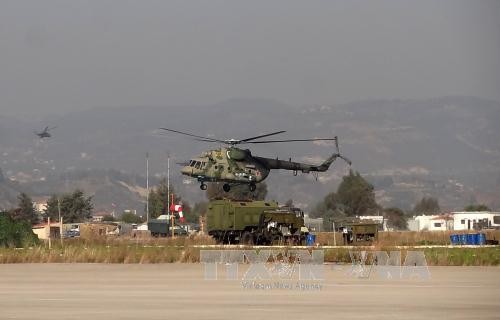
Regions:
[[158, 128, 225, 143], [240, 130, 286, 142], [48, 126, 57, 131], [248, 137, 338, 144]]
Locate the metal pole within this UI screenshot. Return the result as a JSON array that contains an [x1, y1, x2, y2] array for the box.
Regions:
[[167, 154, 170, 219], [60, 216, 63, 247], [167, 155, 171, 237], [171, 193, 175, 238], [333, 221, 336, 246], [48, 217, 51, 250], [57, 198, 62, 244], [146, 152, 149, 224], [57, 198, 61, 224]]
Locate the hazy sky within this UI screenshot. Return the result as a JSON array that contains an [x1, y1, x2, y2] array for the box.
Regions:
[[1, 0, 499, 116]]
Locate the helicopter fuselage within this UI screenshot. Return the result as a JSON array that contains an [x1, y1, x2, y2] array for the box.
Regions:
[[181, 147, 270, 184], [162, 127, 351, 192]]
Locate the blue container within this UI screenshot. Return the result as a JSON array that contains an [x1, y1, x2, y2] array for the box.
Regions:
[[450, 234, 460, 245], [306, 234, 316, 246], [466, 234, 475, 245], [478, 233, 486, 245], [473, 234, 481, 245], [459, 234, 467, 245]]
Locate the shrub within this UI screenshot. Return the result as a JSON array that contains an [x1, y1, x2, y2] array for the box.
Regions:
[[0, 213, 39, 248]]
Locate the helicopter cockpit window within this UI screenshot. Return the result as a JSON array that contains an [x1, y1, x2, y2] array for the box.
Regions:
[[195, 161, 201, 169], [189, 160, 195, 167]]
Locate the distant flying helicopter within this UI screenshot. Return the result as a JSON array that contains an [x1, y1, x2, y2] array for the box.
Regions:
[[34, 126, 56, 138], [159, 128, 351, 192]]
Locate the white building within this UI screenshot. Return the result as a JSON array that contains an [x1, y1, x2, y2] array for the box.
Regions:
[[408, 211, 500, 231], [452, 211, 500, 231], [409, 215, 453, 231]]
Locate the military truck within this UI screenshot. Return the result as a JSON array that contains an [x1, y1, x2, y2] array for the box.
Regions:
[[206, 199, 306, 245], [148, 219, 187, 237], [338, 221, 379, 245]]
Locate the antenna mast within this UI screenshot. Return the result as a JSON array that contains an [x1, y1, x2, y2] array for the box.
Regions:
[[146, 152, 149, 223]]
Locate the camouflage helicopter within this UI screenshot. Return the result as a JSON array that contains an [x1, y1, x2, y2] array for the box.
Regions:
[[34, 126, 56, 138], [159, 128, 351, 192]]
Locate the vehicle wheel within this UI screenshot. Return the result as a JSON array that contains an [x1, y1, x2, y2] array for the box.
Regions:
[[200, 183, 207, 190], [223, 183, 231, 192], [249, 183, 256, 192], [241, 231, 254, 245]]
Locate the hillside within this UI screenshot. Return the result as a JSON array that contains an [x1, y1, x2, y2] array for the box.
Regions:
[[1, 96, 499, 211]]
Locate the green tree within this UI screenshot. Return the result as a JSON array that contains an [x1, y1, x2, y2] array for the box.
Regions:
[[413, 197, 440, 215], [187, 201, 208, 224], [206, 182, 267, 201], [147, 178, 183, 219], [120, 212, 143, 224], [44, 190, 93, 223], [310, 192, 349, 231], [10, 193, 38, 225], [464, 204, 491, 212], [0, 213, 39, 247], [336, 170, 378, 216], [44, 195, 59, 222], [383, 207, 407, 230]]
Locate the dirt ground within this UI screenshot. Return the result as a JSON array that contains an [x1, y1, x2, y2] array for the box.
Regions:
[[0, 264, 498, 320]]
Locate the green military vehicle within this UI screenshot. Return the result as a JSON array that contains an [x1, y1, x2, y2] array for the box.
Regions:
[[148, 219, 188, 237], [206, 199, 306, 245], [339, 221, 379, 245]]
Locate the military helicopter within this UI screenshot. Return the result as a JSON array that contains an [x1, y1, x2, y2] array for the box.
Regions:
[[159, 128, 351, 192], [34, 126, 56, 138]]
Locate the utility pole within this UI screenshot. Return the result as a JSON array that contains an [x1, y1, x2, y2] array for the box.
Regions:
[[146, 152, 149, 224], [47, 217, 51, 250], [58, 198, 63, 247], [170, 193, 175, 238], [333, 221, 336, 246], [167, 153, 170, 219]]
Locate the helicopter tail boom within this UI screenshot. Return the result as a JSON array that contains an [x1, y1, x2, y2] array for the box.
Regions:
[[255, 136, 351, 173]]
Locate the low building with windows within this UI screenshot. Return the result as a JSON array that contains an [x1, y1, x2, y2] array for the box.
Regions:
[[452, 211, 500, 231], [409, 215, 453, 231], [408, 211, 500, 231], [32, 222, 61, 240]]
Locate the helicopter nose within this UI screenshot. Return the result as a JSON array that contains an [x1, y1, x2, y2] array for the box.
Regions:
[[181, 166, 191, 175]]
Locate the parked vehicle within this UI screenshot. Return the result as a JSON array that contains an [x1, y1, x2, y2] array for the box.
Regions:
[[148, 220, 188, 237], [206, 199, 306, 245]]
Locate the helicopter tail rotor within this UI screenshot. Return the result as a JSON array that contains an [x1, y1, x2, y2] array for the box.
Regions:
[[317, 136, 351, 170], [334, 136, 352, 166]]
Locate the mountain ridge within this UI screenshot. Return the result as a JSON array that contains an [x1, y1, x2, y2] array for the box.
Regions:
[[1, 96, 499, 211]]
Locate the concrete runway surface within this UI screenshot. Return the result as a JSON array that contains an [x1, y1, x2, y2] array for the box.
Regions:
[[0, 264, 499, 320]]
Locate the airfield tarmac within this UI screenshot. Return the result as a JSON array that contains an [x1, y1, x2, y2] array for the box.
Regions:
[[0, 264, 498, 320]]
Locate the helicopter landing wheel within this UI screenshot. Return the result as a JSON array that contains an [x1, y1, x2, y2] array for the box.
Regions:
[[200, 183, 207, 190], [223, 183, 231, 192], [249, 183, 256, 192]]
